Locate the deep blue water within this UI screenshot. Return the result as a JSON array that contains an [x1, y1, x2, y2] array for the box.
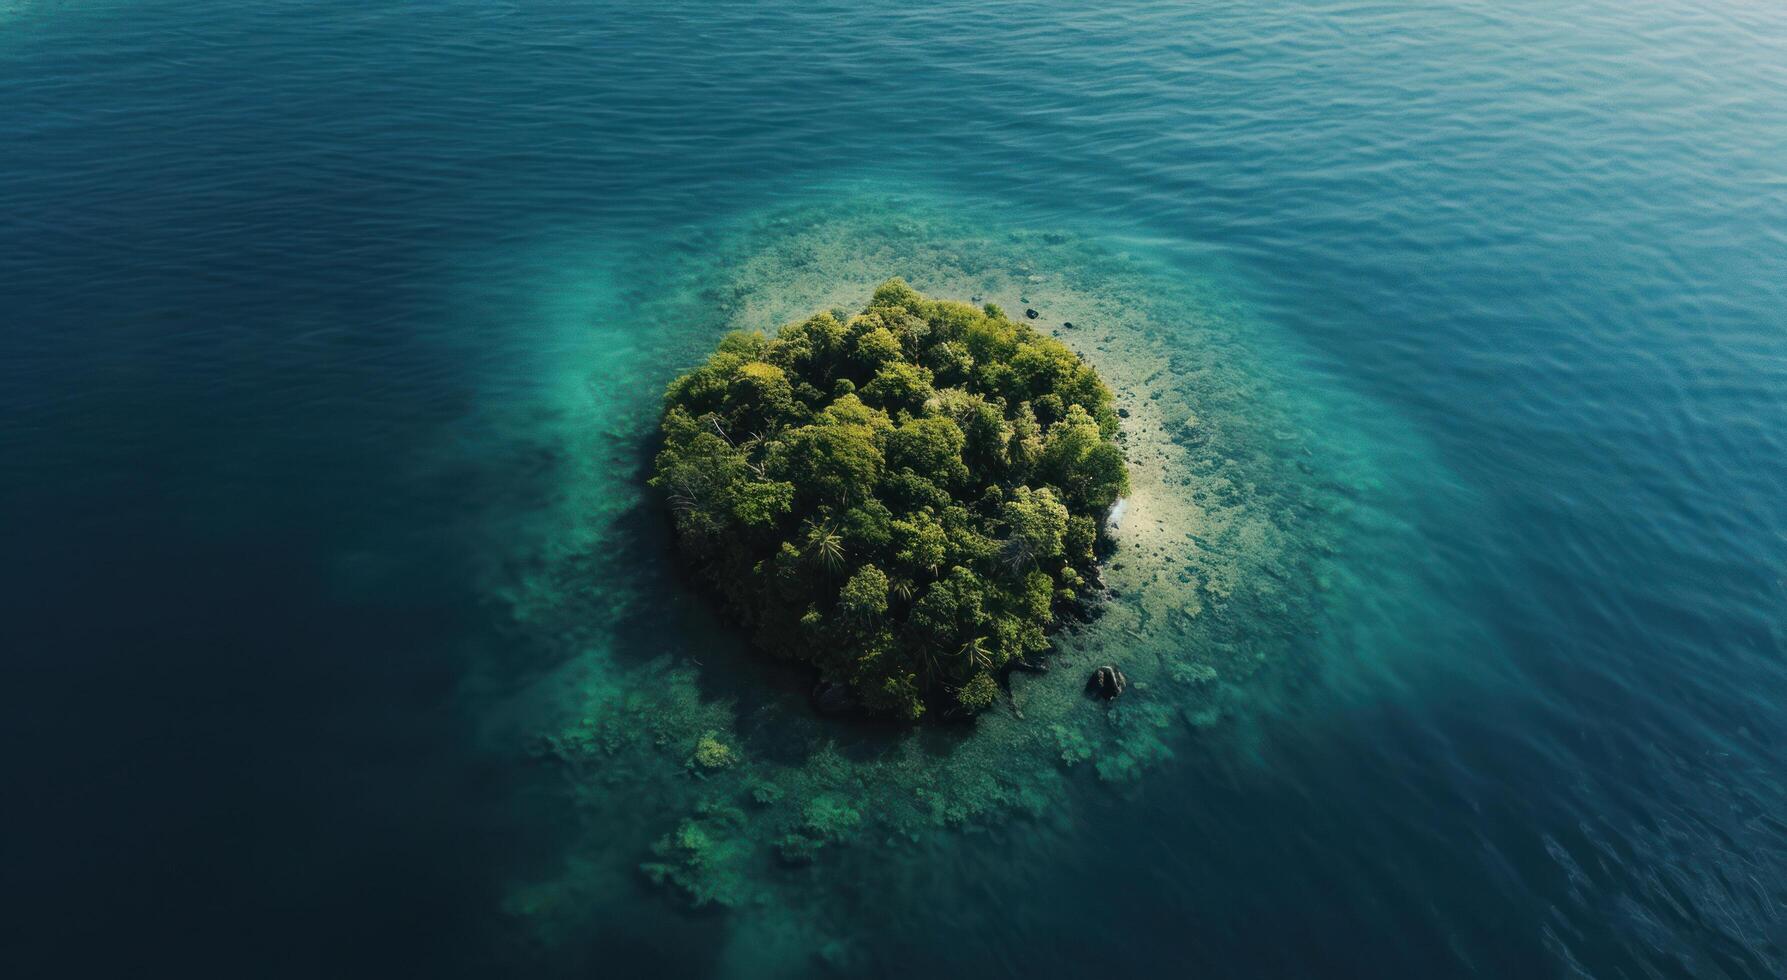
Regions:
[[5, 1, 1786, 977]]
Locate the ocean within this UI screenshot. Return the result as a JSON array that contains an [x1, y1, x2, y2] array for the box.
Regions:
[[4, 1, 1784, 977]]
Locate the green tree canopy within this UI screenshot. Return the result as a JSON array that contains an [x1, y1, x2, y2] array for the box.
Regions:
[[651, 280, 1128, 719]]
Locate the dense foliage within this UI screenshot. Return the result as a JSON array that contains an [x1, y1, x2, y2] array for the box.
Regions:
[[651, 280, 1128, 719]]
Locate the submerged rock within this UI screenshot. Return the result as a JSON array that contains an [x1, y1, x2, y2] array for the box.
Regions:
[[1087, 665, 1128, 699], [1025, 308, 1039, 319]]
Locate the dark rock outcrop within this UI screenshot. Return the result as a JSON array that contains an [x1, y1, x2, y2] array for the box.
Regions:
[[1087, 665, 1127, 699]]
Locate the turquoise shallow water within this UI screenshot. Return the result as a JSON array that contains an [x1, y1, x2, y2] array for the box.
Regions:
[[4, 1, 1785, 977]]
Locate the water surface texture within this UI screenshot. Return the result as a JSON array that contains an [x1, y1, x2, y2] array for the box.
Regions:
[[4, 2, 1785, 978]]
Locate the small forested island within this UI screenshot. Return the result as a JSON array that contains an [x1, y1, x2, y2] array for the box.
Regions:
[[652, 279, 1128, 719]]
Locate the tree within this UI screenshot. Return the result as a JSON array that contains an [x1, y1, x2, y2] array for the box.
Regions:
[[860, 360, 934, 412], [883, 415, 970, 491], [850, 325, 903, 373], [998, 486, 1068, 574], [955, 672, 1000, 712], [911, 566, 992, 674], [838, 564, 889, 623], [778, 422, 882, 506], [802, 517, 848, 576], [1038, 404, 1129, 511], [892, 510, 948, 580]]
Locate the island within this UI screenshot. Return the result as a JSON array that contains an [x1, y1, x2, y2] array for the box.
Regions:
[[651, 279, 1128, 719]]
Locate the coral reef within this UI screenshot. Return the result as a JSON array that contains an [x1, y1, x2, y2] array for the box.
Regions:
[[484, 188, 1407, 963]]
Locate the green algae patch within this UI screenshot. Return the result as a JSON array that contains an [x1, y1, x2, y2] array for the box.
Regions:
[[641, 801, 753, 908], [775, 796, 863, 865], [692, 732, 737, 770], [652, 281, 1127, 719]]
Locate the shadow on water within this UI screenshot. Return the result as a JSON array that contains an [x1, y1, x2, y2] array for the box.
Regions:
[[595, 429, 983, 769]]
